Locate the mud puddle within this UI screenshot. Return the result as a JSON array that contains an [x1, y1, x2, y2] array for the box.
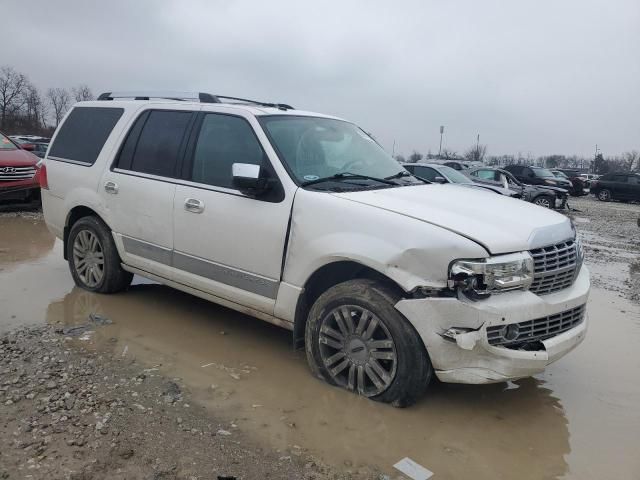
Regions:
[[2, 214, 640, 479]]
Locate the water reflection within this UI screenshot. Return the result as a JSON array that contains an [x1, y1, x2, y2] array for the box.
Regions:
[[0, 216, 55, 267], [46, 285, 570, 479]]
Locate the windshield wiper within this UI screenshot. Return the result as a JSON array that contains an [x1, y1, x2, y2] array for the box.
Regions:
[[301, 172, 398, 187], [384, 170, 412, 180], [385, 169, 430, 184]]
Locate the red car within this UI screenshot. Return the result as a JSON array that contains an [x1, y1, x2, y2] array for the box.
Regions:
[[0, 131, 41, 204]]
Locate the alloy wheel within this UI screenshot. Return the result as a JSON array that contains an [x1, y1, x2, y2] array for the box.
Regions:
[[598, 190, 611, 201], [72, 230, 105, 288], [534, 197, 552, 208], [318, 305, 397, 397]]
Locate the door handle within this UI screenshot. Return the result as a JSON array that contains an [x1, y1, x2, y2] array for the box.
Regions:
[[104, 181, 119, 194], [184, 198, 205, 213]]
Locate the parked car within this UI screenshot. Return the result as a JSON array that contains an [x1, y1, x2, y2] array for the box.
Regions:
[[580, 173, 600, 182], [590, 172, 640, 202], [403, 163, 516, 196], [41, 91, 590, 406], [11, 137, 49, 158], [10, 134, 51, 143], [553, 169, 590, 196], [0, 131, 41, 203], [503, 164, 573, 191], [467, 166, 568, 209]]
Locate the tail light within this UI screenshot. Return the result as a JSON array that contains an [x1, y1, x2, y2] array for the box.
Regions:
[[38, 161, 49, 190]]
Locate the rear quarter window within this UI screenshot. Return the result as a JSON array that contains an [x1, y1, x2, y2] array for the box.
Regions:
[[48, 107, 123, 165]]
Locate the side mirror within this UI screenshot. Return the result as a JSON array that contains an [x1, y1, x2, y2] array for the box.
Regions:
[[434, 176, 447, 184], [21, 143, 35, 151], [232, 163, 270, 194]]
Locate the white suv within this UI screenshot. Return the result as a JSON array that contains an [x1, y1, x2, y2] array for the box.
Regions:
[[41, 92, 590, 407]]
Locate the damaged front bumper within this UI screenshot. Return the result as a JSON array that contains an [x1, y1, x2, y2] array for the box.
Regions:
[[395, 266, 590, 384]]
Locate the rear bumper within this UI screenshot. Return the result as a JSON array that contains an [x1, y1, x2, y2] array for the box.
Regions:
[[395, 266, 590, 384]]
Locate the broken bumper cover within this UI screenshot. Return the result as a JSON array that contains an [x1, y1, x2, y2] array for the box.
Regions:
[[395, 265, 590, 384]]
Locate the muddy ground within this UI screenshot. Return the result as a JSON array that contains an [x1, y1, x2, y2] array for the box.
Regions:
[[1, 196, 639, 479]]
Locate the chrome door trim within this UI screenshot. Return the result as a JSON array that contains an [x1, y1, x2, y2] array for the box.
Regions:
[[121, 235, 279, 299]]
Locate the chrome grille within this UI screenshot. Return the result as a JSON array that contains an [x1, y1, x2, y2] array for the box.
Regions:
[[529, 240, 579, 295], [0, 166, 36, 181], [487, 304, 586, 347]]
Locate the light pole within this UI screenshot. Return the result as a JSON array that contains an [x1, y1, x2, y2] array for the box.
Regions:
[[439, 126, 444, 157]]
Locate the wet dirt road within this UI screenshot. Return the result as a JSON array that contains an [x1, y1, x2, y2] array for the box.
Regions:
[[1, 203, 639, 480]]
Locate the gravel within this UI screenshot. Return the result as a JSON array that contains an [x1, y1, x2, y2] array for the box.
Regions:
[[565, 196, 640, 302], [0, 325, 384, 480]]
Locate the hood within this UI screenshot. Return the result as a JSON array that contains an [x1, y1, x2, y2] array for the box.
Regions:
[[332, 184, 574, 254], [0, 148, 39, 166]]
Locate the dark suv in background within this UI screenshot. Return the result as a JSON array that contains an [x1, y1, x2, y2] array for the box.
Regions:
[[504, 165, 573, 190], [590, 173, 640, 202]]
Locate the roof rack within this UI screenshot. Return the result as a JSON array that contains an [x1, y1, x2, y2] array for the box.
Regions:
[[97, 91, 294, 110]]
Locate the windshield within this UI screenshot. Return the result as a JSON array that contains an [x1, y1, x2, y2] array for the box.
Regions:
[[260, 116, 415, 188], [439, 165, 470, 183], [0, 133, 17, 150], [532, 167, 555, 178]]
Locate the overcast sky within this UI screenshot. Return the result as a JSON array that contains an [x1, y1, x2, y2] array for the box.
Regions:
[[3, 0, 639, 157]]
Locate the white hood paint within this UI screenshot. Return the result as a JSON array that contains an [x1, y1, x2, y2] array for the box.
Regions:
[[333, 184, 574, 254]]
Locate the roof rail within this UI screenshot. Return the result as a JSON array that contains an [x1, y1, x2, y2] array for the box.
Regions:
[[97, 91, 294, 110], [97, 91, 219, 103]]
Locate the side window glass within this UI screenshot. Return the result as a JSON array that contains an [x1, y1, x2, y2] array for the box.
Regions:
[[414, 167, 438, 181], [119, 110, 193, 177], [49, 107, 123, 165], [191, 114, 265, 189], [612, 175, 628, 182], [628, 176, 639, 185], [475, 169, 495, 180]]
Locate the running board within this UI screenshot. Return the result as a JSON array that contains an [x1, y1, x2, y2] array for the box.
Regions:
[[121, 264, 294, 331]]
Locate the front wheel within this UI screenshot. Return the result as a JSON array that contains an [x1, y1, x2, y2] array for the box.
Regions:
[[305, 279, 432, 407], [67, 216, 133, 293], [533, 195, 554, 209], [597, 189, 612, 202]]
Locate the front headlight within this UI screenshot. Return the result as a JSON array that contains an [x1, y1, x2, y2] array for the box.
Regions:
[[449, 252, 534, 300]]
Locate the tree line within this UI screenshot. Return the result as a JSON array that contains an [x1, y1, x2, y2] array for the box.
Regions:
[[2, 64, 639, 174], [396, 147, 639, 175], [0, 65, 94, 136]]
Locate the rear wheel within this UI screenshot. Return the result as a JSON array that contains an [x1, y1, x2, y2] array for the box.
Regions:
[[597, 189, 611, 202], [305, 279, 432, 407], [67, 216, 132, 293], [533, 195, 554, 208]]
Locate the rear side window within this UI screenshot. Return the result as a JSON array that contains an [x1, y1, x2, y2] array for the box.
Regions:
[[413, 166, 439, 181], [612, 175, 628, 182], [116, 110, 193, 177], [189, 113, 265, 189], [49, 107, 123, 165]]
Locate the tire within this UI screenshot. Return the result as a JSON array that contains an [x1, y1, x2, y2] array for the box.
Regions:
[[67, 216, 133, 293], [305, 279, 432, 407], [533, 195, 554, 209], [597, 189, 611, 202]]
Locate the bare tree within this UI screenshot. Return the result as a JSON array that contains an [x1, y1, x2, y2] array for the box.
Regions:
[[24, 84, 48, 129], [0, 66, 28, 129], [72, 84, 94, 102], [47, 88, 71, 127], [621, 150, 639, 172], [408, 151, 423, 163], [464, 144, 487, 162], [440, 148, 458, 160]]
